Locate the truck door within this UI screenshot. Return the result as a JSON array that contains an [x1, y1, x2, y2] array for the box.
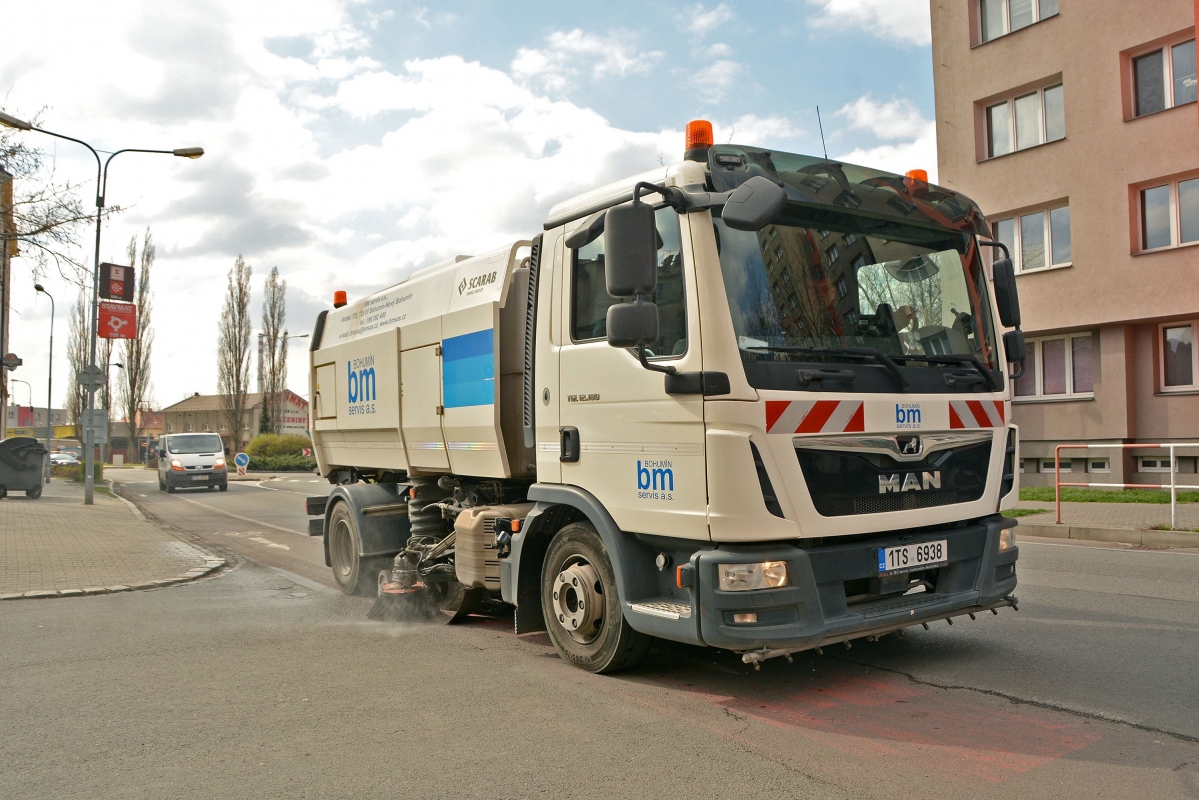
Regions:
[[557, 207, 708, 541]]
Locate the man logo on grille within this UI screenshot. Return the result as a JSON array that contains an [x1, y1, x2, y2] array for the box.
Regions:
[[897, 435, 922, 455]]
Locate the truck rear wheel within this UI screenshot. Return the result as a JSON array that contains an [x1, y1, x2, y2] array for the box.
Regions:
[[328, 502, 382, 596], [541, 522, 650, 673]]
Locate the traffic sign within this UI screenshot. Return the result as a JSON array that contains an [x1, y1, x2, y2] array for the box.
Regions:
[[76, 365, 106, 390], [234, 452, 250, 467], [82, 409, 108, 442], [99, 301, 136, 339], [301, 448, 312, 457], [1, 352, 22, 371], [99, 263, 135, 302]]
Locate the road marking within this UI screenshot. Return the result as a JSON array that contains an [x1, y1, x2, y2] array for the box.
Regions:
[[249, 536, 290, 550], [290, 479, 300, 482], [172, 495, 308, 537]]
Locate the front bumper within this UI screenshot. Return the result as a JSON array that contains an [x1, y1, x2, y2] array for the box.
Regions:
[[692, 514, 1017, 655], [168, 469, 227, 487]]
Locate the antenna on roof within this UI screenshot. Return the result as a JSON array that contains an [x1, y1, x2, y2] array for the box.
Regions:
[[816, 106, 829, 162]]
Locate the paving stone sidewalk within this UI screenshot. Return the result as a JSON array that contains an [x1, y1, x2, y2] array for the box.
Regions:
[[1016, 499, 1199, 531], [0, 479, 223, 599]]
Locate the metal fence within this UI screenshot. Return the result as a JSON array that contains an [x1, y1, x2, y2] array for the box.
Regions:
[[1054, 443, 1199, 529]]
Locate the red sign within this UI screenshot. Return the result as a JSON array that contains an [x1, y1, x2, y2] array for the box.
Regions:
[[302, 448, 312, 457], [99, 263, 135, 302], [99, 300, 137, 339]]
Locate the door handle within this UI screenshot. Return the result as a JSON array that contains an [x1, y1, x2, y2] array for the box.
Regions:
[[560, 427, 580, 463]]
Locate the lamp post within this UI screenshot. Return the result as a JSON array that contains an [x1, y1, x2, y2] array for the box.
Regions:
[[10, 377, 32, 407], [101, 360, 123, 465], [33, 284, 54, 480], [0, 110, 202, 504]]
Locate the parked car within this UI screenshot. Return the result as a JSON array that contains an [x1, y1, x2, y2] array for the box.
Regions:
[[157, 433, 228, 492], [50, 453, 80, 466]]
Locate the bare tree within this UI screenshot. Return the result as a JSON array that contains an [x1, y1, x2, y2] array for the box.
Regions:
[[118, 229, 155, 461], [217, 255, 252, 450], [0, 107, 118, 285], [65, 291, 89, 440], [260, 266, 287, 435]]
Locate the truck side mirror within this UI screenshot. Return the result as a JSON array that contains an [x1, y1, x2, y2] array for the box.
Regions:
[[225, 447, 231, 456], [1003, 330, 1027, 379], [603, 199, 660, 351], [992, 257, 1021, 328], [721, 176, 787, 231]]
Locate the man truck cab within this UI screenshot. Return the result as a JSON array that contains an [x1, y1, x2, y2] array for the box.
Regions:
[[157, 433, 228, 492]]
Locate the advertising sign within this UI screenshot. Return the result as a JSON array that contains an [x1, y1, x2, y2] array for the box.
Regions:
[[99, 263, 135, 302], [98, 301, 137, 339]]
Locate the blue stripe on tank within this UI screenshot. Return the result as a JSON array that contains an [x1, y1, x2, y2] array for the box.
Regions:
[[442, 329, 495, 408]]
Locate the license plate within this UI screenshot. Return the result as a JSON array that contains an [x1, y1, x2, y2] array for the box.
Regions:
[[190, 475, 209, 482], [878, 540, 947, 574]]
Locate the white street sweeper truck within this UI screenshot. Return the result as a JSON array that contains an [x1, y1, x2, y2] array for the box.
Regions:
[[304, 120, 1026, 673]]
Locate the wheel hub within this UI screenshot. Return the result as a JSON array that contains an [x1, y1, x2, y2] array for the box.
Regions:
[[552, 558, 603, 644]]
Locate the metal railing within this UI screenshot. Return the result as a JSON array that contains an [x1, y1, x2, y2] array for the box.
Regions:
[[1054, 443, 1199, 529]]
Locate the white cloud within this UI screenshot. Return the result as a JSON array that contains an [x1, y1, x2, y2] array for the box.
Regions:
[[806, 0, 931, 46], [712, 114, 803, 146], [1, 3, 693, 409], [833, 95, 937, 180], [511, 29, 663, 93], [699, 42, 733, 58], [682, 3, 736, 36], [693, 59, 745, 103]]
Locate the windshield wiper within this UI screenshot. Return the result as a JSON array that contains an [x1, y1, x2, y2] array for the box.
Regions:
[[745, 345, 910, 391], [895, 353, 999, 391]]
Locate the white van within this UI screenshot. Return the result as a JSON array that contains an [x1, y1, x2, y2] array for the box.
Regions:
[[157, 433, 228, 492]]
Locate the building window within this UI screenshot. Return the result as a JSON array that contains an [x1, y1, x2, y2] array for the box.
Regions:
[[1161, 321, 1197, 391], [166, 423, 173, 432], [1018, 459, 1028, 473], [1138, 177, 1199, 251], [993, 205, 1071, 271], [202, 423, 210, 431], [1133, 39, 1197, 117], [837, 277, 848, 298], [1014, 334, 1094, 400], [1042, 459, 1069, 473], [185, 423, 193, 432], [1088, 459, 1110, 473], [979, 0, 1058, 43], [1139, 457, 1176, 473], [826, 244, 840, 263], [986, 83, 1064, 158], [219, 423, 226, 431]]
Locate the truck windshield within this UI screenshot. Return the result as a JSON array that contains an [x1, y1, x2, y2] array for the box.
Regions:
[[714, 213, 999, 384], [168, 434, 223, 454]]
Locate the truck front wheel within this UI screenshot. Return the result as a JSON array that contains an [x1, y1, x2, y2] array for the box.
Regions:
[[328, 502, 381, 596], [541, 522, 650, 673]]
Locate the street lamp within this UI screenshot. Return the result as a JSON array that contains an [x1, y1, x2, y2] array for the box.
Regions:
[[10, 378, 32, 406], [33, 284, 54, 480], [1, 111, 203, 504]]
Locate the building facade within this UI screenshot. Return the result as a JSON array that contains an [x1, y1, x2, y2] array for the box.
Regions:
[[931, 0, 1199, 486], [160, 390, 309, 451]]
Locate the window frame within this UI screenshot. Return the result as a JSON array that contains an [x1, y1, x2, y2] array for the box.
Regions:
[[1135, 175, 1199, 253], [1088, 459, 1110, 474], [1131, 38, 1197, 118], [976, 0, 1059, 45], [1158, 319, 1199, 393], [991, 203, 1072, 272], [985, 83, 1065, 159], [566, 203, 689, 361], [1013, 333, 1095, 402], [1139, 457, 1178, 473]]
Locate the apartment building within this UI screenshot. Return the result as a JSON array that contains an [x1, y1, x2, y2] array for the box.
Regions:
[[930, 0, 1199, 486]]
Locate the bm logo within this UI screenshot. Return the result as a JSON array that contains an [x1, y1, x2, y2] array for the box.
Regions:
[[347, 356, 377, 414], [895, 403, 922, 429], [637, 459, 675, 500]]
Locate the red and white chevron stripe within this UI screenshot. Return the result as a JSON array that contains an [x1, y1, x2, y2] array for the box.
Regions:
[[949, 399, 1005, 429], [766, 400, 865, 434]]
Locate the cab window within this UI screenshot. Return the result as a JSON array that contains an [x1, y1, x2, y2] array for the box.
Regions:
[[570, 206, 687, 357]]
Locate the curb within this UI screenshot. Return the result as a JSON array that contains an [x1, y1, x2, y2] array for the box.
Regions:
[[1015, 520, 1199, 548], [0, 484, 229, 601]]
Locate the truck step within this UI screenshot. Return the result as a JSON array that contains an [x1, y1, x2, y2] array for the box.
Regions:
[[629, 601, 692, 620]]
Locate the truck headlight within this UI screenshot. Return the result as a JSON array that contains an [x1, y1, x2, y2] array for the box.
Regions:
[[717, 561, 789, 591], [170, 458, 184, 472], [999, 528, 1016, 552], [214, 457, 226, 470]]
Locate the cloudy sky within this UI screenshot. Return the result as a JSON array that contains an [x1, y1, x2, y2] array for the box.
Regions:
[[2, 0, 934, 412]]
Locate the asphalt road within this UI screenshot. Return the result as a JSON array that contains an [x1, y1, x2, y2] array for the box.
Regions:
[[1, 467, 1194, 798]]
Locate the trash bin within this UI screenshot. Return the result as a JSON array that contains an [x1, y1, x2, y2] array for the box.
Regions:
[[0, 437, 49, 499]]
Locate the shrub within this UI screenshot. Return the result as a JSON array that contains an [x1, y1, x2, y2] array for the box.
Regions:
[[248, 454, 312, 472], [51, 461, 103, 482], [246, 433, 312, 458]]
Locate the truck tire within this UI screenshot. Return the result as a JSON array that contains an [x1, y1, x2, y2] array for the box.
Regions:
[[541, 522, 650, 674], [327, 501, 383, 596]]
